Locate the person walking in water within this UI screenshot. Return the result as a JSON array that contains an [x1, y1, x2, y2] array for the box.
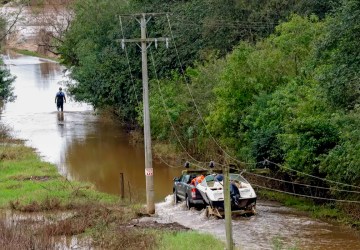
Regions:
[[55, 87, 66, 112]]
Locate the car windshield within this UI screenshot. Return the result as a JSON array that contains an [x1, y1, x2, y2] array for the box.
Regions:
[[181, 175, 190, 183], [229, 174, 249, 184]]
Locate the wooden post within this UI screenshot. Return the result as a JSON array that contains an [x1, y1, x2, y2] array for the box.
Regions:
[[128, 180, 132, 202], [120, 173, 124, 199], [224, 165, 234, 250]]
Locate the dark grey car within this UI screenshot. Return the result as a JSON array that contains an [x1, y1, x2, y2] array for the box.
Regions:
[[173, 171, 206, 209]]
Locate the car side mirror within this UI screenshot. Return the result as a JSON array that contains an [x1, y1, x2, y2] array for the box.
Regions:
[[173, 177, 180, 182]]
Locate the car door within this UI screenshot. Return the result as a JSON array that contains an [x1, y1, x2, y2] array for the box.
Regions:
[[177, 174, 190, 199]]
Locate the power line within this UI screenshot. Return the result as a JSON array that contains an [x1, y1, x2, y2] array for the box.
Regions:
[[252, 184, 360, 204], [267, 160, 360, 190], [244, 171, 360, 195], [119, 16, 141, 107], [156, 154, 183, 169], [149, 47, 210, 170]]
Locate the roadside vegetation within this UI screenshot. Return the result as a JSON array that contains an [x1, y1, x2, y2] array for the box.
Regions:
[[0, 126, 225, 249]]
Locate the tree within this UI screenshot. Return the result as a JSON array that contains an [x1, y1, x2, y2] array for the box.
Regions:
[[0, 2, 21, 103], [0, 60, 15, 103], [0, 1, 25, 42], [316, 0, 360, 110]]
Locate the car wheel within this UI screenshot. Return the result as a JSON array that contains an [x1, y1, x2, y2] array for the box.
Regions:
[[251, 206, 256, 215], [205, 206, 210, 218], [173, 190, 179, 204], [186, 195, 192, 209]]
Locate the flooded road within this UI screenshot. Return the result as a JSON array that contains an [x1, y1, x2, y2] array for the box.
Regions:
[[1, 52, 182, 202], [157, 196, 360, 249], [1, 52, 360, 249]]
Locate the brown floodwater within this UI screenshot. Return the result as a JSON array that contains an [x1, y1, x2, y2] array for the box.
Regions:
[[1, 51, 182, 202], [157, 197, 360, 249], [1, 52, 360, 249]]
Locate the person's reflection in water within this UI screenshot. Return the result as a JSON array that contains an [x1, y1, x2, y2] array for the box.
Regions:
[[57, 111, 64, 122], [57, 112, 66, 138]]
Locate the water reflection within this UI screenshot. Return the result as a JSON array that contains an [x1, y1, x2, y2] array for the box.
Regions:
[[37, 62, 63, 89], [57, 111, 65, 122], [1, 52, 181, 202]]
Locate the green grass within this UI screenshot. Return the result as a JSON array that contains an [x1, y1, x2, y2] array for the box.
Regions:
[[10, 49, 60, 62], [157, 231, 226, 250], [0, 144, 119, 209]]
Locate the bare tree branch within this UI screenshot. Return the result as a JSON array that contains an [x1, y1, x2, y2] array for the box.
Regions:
[[0, 3, 26, 42]]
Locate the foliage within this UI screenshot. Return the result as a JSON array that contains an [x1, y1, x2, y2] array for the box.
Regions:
[[0, 59, 15, 102], [316, 0, 360, 110], [0, 13, 15, 103], [320, 111, 360, 186], [148, 58, 225, 158], [0, 14, 5, 38], [59, 0, 335, 122], [207, 15, 324, 161]]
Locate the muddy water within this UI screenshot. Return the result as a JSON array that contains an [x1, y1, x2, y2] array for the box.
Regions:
[[157, 196, 360, 249], [1, 52, 182, 202], [0, 209, 92, 249]]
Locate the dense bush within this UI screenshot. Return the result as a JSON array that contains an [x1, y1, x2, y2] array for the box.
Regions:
[[0, 62, 15, 102]]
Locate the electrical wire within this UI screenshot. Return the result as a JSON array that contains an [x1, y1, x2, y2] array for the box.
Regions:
[[149, 47, 207, 170], [119, 15, 141, 107], [187, 164, 360, 203], [243, 171, 360, 194], [156, 154, 183, 169], [252, 183, 360, 204], [267, 160, 360, 190]]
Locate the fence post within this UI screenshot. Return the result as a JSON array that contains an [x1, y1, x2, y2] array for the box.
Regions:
[[120, 173, 124, 199]]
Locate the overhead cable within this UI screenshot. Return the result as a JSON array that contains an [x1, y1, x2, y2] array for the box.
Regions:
[[253, 184, 360, 204]]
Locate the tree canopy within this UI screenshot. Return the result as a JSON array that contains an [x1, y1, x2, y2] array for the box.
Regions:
[[59, 0, 336, 122]]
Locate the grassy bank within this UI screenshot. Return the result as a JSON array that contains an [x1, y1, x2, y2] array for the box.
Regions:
[[0, 127, 225, 249], [8, 48, 60, 62], [258, 190, 360, 229]]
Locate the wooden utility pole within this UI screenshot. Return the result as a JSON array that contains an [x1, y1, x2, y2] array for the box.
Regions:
[[119, 13, 169, 214], [224, 165, 234, 250]]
